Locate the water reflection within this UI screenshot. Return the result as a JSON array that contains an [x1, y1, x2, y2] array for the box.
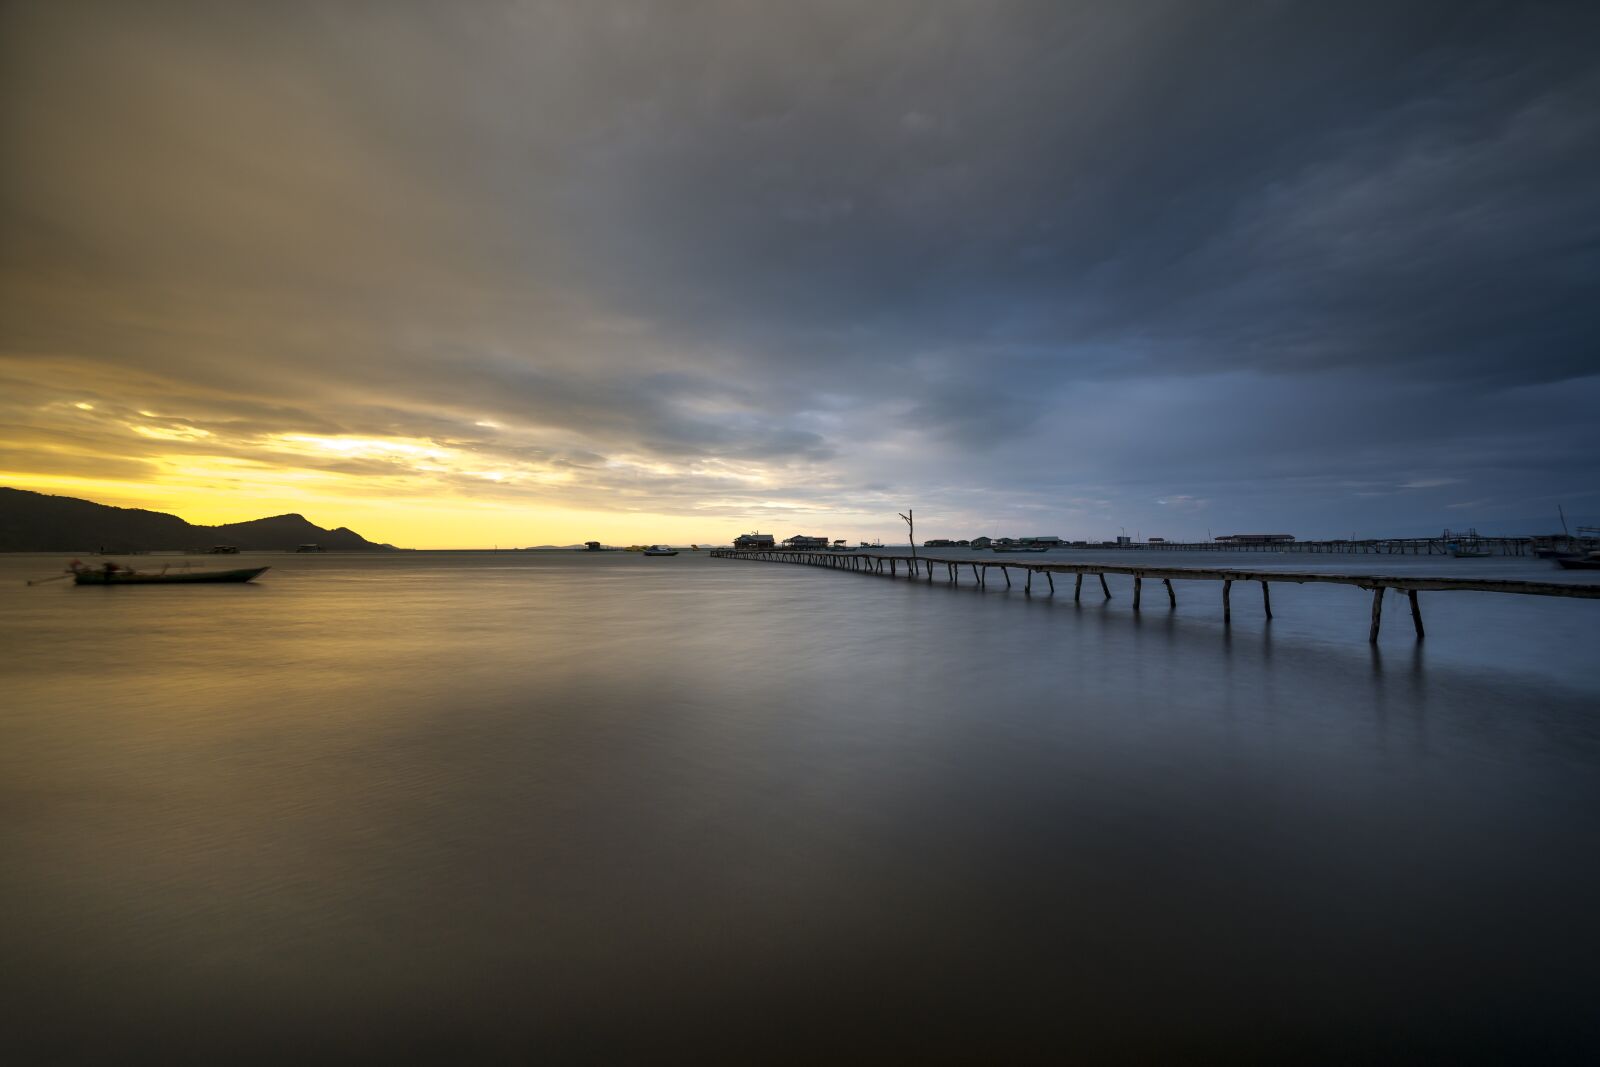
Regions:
[[0, 550, 1596, 1059]]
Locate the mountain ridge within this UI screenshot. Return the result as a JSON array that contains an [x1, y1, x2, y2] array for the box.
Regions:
[[0, 487, 397, 552]]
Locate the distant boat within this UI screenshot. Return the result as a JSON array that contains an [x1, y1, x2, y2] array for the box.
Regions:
[[992, 545, 1048, 553], [70, 561, 268, 585], [1448, 541, 1491, 559], [1555, 552, 1600, 571], [294, 543, 324, 552], [207, 545, 240, 554], [642, 545, 678, 556]]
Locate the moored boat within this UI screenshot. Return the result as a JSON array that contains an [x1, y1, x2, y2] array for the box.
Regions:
[[642, 545, 678, 556], [70, 561, 269, 585], [1554, 552, 1600, 571]]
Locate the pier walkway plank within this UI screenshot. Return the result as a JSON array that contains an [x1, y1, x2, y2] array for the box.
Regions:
[[710, 549, 1600, 643]]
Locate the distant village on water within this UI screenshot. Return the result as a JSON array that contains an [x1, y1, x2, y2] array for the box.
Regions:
[[733, 532, 1295, 550]]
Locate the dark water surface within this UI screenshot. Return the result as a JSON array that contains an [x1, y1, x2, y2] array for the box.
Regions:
[[3, 550, 1598, 1061]]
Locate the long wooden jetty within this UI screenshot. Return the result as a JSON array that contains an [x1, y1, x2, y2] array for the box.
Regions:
[[709, 548, 1600, 643]]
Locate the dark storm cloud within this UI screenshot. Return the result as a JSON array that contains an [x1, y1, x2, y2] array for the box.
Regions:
[[2, 0, 1596, 536]]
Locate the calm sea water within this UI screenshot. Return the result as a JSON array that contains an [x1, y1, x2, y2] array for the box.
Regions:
[[3, 549, 1597, 1060]]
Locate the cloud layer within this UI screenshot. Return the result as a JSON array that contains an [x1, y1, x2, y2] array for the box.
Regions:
[[3, 1, 1597, 544]]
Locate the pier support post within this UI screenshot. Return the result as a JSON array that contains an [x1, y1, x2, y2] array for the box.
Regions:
[[1369, 587, 1385, 643], [1025, 569, 1032, 595], [1408, 589, 1424, 640], [1133, 575, 1142, 611], [1164, 578, 1176, 608], [1223, 580, 1232, 623], [1047, 572, 1055, 595], [1074, 573, 1082, 602], [890, 560, 896, 578], [1002, 567, 1011, 589], [1099, 573, 1111, 599], [1261, 581, 1273, 619]]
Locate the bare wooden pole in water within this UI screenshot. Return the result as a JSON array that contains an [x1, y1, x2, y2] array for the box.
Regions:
[[1163, 578, 1176, 608], [1368, 586, 1385, 643], [1133, 574, 1142, 611], [1223, 579, 1232, 623], [1074, 573, 1082, 602], [1099, 573, 1111, 599], [1261, 581, 1273, 619], [1408, 589, 1425, 639]]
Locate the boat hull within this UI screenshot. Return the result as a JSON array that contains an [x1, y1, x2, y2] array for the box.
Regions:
[[1555, 557, 1600, 570], [73, 566, 270, 585]]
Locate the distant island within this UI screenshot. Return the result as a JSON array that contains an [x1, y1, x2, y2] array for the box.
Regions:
[[0, 487, 397, 552]]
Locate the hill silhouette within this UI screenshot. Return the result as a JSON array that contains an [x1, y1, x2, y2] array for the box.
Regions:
[[0, 487, 396, 552]]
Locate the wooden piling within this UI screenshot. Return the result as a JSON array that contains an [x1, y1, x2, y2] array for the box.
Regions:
[[1222, 579, 1232, 623], [1133, 574, 1142, 611], [1099, 573, 1111, 600], [1074, 573, 1082, 602], [1163, 578, 1175, 608], [1047, 572, 1055, 594], [1368, 587, 1385, 643], [1261, 581, 1273, 619], [1409, 589, 1424, 639]]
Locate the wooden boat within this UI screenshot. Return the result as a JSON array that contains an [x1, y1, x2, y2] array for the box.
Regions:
[[641, 545, 678, 556], [1555, 553, 1600, 571], [71, 562, 269, 585], [992, 545, 1048, 553]]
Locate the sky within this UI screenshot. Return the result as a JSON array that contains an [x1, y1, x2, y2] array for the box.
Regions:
[[3, 1, 1597, 548]]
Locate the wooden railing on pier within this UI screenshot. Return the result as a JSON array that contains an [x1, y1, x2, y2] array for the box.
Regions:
[[709, 548, 1600, 643]]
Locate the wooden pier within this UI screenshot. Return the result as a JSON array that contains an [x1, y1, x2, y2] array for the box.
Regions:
[[709, 548, 1600, 643]]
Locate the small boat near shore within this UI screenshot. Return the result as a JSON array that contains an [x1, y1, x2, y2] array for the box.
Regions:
[[69, 561, 269, 585], [1554, 553, 1600, 571], [642, 545, 679, 556]]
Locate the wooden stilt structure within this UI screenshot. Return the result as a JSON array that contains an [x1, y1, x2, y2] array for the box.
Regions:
[[709, 548, 1598, 644]]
